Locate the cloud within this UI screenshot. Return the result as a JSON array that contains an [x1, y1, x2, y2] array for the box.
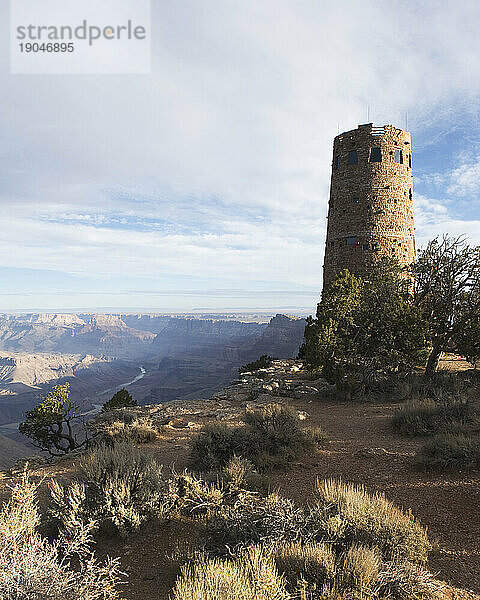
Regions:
[[447, 155, 480, 197], [2, 0, 480, 309]]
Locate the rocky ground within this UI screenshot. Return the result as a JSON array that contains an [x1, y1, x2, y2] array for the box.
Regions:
[[2, 359, 479, 600]]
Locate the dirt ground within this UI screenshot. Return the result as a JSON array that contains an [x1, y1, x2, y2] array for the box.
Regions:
[[1, 358, 479, 600]]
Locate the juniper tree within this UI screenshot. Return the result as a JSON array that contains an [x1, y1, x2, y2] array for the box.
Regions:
[[102, 388, 136, 412], [19, 383, 89, 456], [415, 236, 480, 376], [301, 260, 428, 392]]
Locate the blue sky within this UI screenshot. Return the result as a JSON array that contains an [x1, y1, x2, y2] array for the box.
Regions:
[[2, 0, 480, 313]]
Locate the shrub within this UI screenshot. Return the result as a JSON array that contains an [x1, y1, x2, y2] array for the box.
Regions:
[[170, 545, 290, 600], [174, 474, 437, 600], [206, 478, 430, 566], [172, 471, 224, 516], [341, 544, 380, 591], [416, 433, 480, 471], [392, 396, 478, 437], [273, 541, 336, 591], [377, 560, 438, 600], [102, 388, 137, 412], [239, 355, 275, 374], [102, 417, 158, 444], [50, 442, 172, 537], [206, 492, 303, 552], [244, 404, 314, 468], [0, 471, 121, 600], [190, 404, 321, 473], [312, 479, 431, 564], [190, 423, 241, 471], [171, 541, 438, 600], [222, 455, 268, 493]]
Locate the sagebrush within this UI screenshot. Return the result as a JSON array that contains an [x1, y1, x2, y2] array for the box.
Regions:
[[190, 403, 325, 472], [416, 433, 480, 471], [50, 442, 172, 537], [392, 396, 477, 437], [0, 471, 121, 600]]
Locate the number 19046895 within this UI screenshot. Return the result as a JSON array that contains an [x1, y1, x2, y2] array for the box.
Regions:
[[19, 43, 74, 52]]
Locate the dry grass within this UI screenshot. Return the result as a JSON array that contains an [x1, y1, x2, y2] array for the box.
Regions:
[[416, 433, 480, 471], [314, 479, 431, 564], [273, 541, 336, 589], [392, 397, 478, 437], [170, 545, 290, 600], [102, 417, 158, 444], [341, 544, 381, 591]]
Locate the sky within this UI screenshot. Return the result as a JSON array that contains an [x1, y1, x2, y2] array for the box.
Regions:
[[2, 0, 480, 314]]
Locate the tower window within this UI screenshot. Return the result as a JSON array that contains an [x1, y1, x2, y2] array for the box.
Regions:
[[409, 188, 412, 200], [408, 154, 412, 168], [346, 236, 357, 245], [394, 148, 403, 164], [334, 156, 340, 169], [348, 150, 358, 165], [370, 147, 382, 162]]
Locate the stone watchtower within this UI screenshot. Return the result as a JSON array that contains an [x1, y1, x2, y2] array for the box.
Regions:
[[323, 123, 415, 286]]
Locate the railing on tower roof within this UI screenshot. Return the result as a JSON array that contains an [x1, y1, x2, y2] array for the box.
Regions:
[[371, 125, 386, 136]]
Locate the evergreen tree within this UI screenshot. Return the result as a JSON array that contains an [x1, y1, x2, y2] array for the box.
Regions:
[[302, 260, 427, 392], [102, 388, 137, 412], [19, 383, 88, 456]]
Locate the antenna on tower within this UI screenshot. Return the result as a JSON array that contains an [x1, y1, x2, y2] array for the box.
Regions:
[[405, 111, 408, 131], [367, 104, 370, 122]]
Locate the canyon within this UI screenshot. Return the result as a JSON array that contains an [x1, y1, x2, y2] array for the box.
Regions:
[[0, 312, 306, 459]]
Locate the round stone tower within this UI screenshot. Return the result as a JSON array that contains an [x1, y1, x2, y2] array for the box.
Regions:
[[323, 123, 415, 286]]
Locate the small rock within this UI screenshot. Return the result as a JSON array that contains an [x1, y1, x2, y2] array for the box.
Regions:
[[168, 417, 190, 429]]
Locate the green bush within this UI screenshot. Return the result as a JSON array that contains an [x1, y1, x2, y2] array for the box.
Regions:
[[190, 423, 241, 471], [416, 433, 480, 471], [392, 396, 477, 437], [50, 442, 172, 537], [1, 471, 121, 600], [301, 264, 428, 391], [244, 404, 314, 468], [101, 388, 137, 412], [190, 404, 323, 472], [239, 355, 274, 374]]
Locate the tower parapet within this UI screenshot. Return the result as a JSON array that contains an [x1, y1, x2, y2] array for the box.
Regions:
[[323, 123, 415, 286]]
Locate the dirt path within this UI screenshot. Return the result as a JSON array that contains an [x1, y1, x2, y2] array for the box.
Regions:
[[270, 397, 480, 594]]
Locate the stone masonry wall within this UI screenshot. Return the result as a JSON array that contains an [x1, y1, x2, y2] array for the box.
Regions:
[[323, 123, 415, 286]]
